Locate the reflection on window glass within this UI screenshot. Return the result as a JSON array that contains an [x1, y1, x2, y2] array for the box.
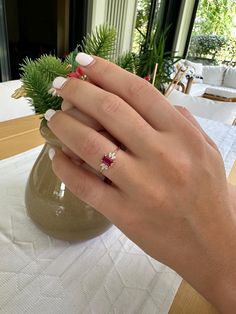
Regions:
[[132, 0, 162, 54]]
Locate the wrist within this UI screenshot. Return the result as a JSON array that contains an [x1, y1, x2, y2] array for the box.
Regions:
[[228, 182, 236, 213], [203, 183, 236, 312], [214, 274, 236, 313], [178, 184, 236, 312]]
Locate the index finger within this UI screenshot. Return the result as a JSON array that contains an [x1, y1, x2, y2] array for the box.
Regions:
[[75, 53, 182, 131]]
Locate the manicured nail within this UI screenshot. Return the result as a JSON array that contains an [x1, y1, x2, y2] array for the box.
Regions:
[[53, 76, 68, 89], [48, 87, 57, 96], [75, 52, 94, 66], [44, 109, 56, 121], [48, 148, 55, 160]]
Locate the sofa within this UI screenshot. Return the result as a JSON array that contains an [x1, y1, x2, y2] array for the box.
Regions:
[[178, 60, 236, 100]]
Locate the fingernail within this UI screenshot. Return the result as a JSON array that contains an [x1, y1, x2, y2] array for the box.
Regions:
[[44, 109, 56, 121], [48, 87, 57, 96], [48, 148, 55, 160], [75, 52, 94, 66], [53, 76, 68, 89], [61, 102, 73, 111]]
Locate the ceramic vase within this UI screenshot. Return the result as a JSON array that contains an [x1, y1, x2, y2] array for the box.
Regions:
[[25, 119, 111, 241]]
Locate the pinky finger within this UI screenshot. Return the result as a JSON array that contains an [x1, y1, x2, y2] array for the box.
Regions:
[[49, 149, 118, 219]]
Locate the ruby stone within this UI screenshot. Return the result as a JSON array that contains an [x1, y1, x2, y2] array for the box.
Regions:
[[102, 156, 113, 167]]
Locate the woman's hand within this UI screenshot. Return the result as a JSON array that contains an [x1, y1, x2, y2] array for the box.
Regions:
[[45, 54, 236, 313]]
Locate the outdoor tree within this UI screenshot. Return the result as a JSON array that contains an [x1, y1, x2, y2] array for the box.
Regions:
[[193, 0, 235, 37], [189, 0, 236, 63]]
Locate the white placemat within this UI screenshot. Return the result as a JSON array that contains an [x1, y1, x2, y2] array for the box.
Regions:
[[0, 148, 181, 314], [0, 117, 236, 314]]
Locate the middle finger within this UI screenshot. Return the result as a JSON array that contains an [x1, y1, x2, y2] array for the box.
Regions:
[[53, 77, 156, 155]]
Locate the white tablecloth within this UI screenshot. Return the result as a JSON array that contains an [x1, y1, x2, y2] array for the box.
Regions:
[[0, 117, 236, 314], [0, 80, 34, 122]]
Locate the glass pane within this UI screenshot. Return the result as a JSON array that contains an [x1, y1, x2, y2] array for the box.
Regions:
[[187, 0, 236, 66], [132, 0, 162, 54], [0, 0, 11, 81]]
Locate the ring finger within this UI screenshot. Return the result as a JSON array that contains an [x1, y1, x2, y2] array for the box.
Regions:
[[45, 110, 131, 184]]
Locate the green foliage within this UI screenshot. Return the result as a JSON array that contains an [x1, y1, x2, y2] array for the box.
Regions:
[[65, 46, 79, 72], [136, 26, 179, 92], [19, 22, 175, 115], [81, 24, 116, 60], [193, 0, 235, 37], [116, 52, 137, 73], [220, 38, 236, 65], [20, 25, 117, 115], [188, 35, 227, 59], [189, 0, 236, 63], [133, 0, 161, 53], [20, 56, 69, 114], [135, 0, 151, 31]]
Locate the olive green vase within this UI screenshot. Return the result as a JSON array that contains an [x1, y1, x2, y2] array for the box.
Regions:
[[25, 120, 111, 242]]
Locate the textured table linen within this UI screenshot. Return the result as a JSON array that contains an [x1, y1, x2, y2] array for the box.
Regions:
[[0, 80, 34, 122], [0, 117, 236, 314]]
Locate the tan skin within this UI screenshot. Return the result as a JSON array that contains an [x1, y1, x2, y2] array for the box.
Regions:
[[46, 55, 236, 313]]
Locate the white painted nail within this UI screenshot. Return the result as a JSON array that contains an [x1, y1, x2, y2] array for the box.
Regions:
[[75, 52, 94, 66], [53, 76, 68, 89], [48, 148, 55, 160], [48, 87, 58, 96], [44, 109, 56, 121]]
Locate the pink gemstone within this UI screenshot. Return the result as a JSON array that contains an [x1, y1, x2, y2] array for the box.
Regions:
[[102, 155, 113, 167]]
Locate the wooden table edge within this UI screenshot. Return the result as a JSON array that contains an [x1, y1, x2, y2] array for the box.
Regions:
[[0, 115, 44, 160]]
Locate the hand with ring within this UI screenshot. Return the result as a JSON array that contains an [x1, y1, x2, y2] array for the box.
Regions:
[[45, 53, 236, 313]]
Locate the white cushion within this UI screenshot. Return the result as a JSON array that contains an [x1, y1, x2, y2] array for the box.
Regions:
[[203, 65, 226, 86], [0, 80, 34, 122], [185, 60, 203, 77], [185, 60, 203, 83], [167, 89, 236, 125], [223, 67, 236, 89], [189, 83, 210, 97], [205, 86, 236, 99]]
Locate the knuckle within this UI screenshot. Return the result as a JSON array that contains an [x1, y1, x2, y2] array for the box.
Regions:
[[135, 117, 151, 134], [191, 129, 208, 155], [127, 77, 150, 98], [152, 187, 167, 209], [177, 105, 189, 114], [100, 94, 122, 115], [100, 60, 112, 77], [173, 154, 192, 186], [177, 155, 192, 174], [80, 131, 100, 156]]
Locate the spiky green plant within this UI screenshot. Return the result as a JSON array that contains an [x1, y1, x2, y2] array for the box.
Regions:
[[137, 25, 180, 92], [19, 23, 178, 115], [20, 56, 70, 114], [81, 24, 116, 60], [116, 52, 137, 74], [20, 25, 118, 115]]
